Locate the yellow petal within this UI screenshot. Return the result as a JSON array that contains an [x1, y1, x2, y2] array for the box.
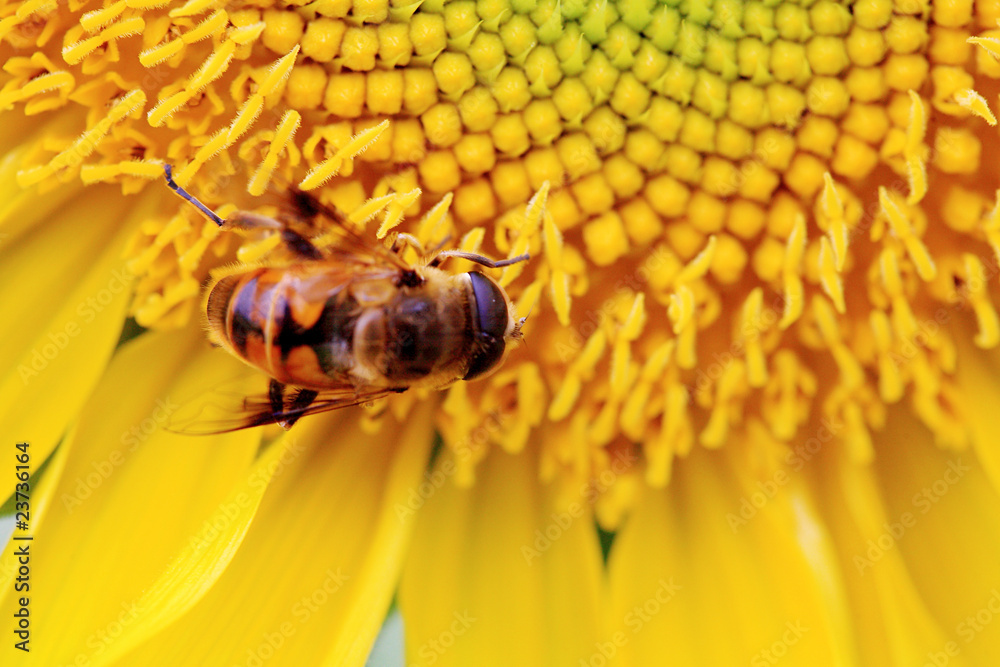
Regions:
[[870, 404, 1000, 665], [608, 443, 854, 665], [120, 403, 435, 666], [817, 429, 958, 664], [954, 323, 1000, 495], [0, 186, 140, 498], [0, 328, 260, 666], [399, 446, 604, 667]]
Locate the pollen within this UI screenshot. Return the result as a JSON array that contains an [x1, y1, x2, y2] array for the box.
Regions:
[[4, 0, 998, 510]]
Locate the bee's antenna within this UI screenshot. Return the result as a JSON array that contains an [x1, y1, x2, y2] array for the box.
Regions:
[[431, 251, 530, 269], [163, 164, 225, 227]]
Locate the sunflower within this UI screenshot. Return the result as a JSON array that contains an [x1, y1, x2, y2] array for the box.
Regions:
[[3, 0, 1000, 664]]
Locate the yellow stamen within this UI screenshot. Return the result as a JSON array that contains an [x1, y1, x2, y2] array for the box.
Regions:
[[870, 310, 904, 403], [300, 118, 387, 190], [818, 236, 846, 313], [63, 16, 145, 65], [904, 89, 928, 204], [248, 109, 301, 196], [17, 89, 146, 186], [779, 215, 806, 330], [80, 1, 127, 32], [962, 254, 1000, 349], [376, 189, 422, 239], [878, 187, 936, 281], [954, 88, 997, 126], [741, 288, 769, 388], [819, 172, 848, 270]]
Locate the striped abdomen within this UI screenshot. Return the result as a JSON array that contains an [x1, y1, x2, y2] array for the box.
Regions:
[[206, 266, 359, 388]]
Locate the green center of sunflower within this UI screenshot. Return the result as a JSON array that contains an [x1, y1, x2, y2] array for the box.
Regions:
[[3, 0, 999, 527]]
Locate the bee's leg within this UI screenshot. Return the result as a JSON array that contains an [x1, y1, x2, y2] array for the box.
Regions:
[[391, 234, 454, 258], [269, 379, 286, 425], [280, 388, 319, 429], [223, 212, 324, 261], [428, 250, 531, 269], [390, 233, 426, 256], [163, 165, 323, 261], [163, 164, 225, 226]]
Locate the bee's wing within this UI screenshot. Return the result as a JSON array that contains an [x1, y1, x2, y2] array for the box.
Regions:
[[167, 372, 398, 435], [281, 188, 412, 270]]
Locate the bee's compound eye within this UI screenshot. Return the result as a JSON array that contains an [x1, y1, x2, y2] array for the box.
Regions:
[[463, 271, 510, 381]]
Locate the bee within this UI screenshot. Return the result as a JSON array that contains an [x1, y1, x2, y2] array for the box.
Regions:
[[163, 165, 528, 433]]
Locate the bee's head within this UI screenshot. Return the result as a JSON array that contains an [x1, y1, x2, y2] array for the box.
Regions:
[[462, 271, 521, 381]]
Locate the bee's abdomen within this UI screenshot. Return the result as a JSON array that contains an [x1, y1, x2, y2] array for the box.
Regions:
[[208, 268, 359, 388]]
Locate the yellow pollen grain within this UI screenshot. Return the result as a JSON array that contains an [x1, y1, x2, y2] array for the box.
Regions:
[[410, 12, 447, 60], [301, 18, 346, 62]]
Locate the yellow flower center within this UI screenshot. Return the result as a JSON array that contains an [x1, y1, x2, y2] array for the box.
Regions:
[[4, 0, 1000, 527]]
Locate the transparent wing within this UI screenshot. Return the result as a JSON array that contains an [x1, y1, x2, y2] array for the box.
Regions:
[[167, 369, 399, 435]]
